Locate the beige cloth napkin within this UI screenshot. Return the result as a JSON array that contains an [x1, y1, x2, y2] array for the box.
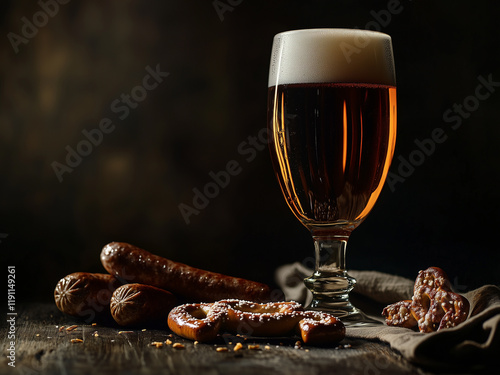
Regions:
[[275, 262, 500, 372]]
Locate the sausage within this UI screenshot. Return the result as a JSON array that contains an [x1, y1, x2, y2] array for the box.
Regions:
[[100, 242, 271, 303], [54, 272, 121, 323], [110, 283, 177, 327]]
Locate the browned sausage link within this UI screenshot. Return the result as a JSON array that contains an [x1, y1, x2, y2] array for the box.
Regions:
[[100, 242, 271, 303], [110, 283, 177, 327], [54, 272, 121, 322]]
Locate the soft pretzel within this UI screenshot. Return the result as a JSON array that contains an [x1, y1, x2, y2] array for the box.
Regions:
[[168, 300, 345, 345], [411, 267, 469, 332], [298, 311, 346, 345], [381, 300, 417, 329], [167, 302, 228, 342], [382, 267, 469, 332]]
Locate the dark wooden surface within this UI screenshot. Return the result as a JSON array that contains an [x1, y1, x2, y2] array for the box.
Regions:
[[2, 303, 435, 375]]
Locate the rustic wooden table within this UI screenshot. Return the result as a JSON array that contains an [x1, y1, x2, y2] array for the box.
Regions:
[[1, 303, 442, 375]]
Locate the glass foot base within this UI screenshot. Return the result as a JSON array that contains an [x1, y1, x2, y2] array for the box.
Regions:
[[305, 300, 383, 327], [337, 310, 383, 327], [301, 236, 384, 327]]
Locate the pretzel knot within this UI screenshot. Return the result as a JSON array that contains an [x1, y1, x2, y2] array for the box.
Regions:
[[382, 267, 470, 332], [168, 299, 345, 345], [381, 300, 417, 329]]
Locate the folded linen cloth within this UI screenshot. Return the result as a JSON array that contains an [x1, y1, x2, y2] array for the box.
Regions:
[[275, 262, 500, 371]]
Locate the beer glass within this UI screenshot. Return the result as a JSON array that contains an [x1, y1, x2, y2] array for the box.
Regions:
[[267, 29, 396, 324]]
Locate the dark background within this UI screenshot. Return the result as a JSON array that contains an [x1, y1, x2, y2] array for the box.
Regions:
[[1, 0, 499, 303]]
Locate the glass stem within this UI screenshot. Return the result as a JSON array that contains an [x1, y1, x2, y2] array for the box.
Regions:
[[304, 234, 358, 316]]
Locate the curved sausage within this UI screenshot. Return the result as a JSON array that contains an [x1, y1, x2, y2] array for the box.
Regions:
[[100, 242, 271, 303]]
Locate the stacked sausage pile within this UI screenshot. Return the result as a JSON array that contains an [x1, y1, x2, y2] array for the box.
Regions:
[[54, 242, 345, 345]]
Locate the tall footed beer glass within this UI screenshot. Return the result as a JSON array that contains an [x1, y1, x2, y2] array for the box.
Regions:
[[267, 29, 396, 325]]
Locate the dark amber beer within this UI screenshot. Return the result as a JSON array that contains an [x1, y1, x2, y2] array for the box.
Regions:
[[268, 29, 396, 234], [267, 83, 396, 229]]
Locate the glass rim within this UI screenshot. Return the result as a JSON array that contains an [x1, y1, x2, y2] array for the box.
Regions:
[[273, 28, 392, 39]]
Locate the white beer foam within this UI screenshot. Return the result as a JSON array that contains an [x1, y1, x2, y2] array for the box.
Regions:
[[268, 29, 396, 87]]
